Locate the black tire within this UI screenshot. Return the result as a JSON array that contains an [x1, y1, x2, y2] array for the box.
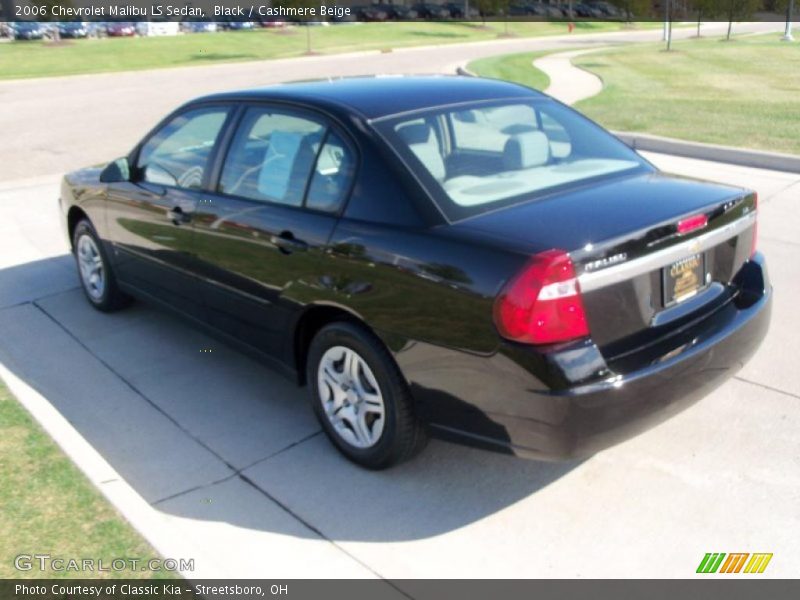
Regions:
[[307, 321, 428, 469], [72, 219, 131, 312]]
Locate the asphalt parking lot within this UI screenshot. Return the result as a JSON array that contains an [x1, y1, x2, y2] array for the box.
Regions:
[[0, 24, 797, 580]]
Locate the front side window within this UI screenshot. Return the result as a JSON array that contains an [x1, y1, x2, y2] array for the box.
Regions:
[[137, 107, 229, 189], [376, 99, 651, 220]]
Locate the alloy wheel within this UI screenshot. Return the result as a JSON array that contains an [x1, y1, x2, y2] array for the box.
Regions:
[[317, 345, 386, 449], [76, 234, 105, 301]]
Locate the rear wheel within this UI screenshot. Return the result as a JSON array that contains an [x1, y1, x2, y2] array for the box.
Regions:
[[307, 322, 427, 469], [73, 219, 131, 312]]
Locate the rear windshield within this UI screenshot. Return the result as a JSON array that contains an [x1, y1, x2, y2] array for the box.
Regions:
[[374, 98, 652, 221]]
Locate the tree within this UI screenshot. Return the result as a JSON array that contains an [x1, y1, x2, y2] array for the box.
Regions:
[[689, 0, 720, 37], [420, 263, 472, 285], [719, 0, 762, 40], [475, 0, 509, 25], [608, 0, 652, 22]]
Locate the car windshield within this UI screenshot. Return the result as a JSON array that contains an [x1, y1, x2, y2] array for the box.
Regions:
[[374, 98, 652, 221]]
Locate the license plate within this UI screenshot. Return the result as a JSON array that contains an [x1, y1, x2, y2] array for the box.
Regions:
[[663, 253, 705, 305]]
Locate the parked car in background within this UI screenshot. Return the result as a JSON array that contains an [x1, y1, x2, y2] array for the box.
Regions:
[[574, 2, 605, 17], [352, 5, 390, 21], [12, 21, 47, 40], [136, 21, 181, 36], [57, 22, 90, 38], [258, 18, 288, 28], [412, 2, 452, 19], [443, 2, 464, 17], [385, 4, 419, 19], [451, 2, 480, 18], [182, 21, 218, 33], [588, 1, 621, 17], [106, 22, 136, 37], [226, 20, 256, 30], [60, 76, 770, 469]]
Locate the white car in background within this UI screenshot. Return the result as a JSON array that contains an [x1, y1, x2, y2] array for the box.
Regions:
[[136, 21, 180, 36]]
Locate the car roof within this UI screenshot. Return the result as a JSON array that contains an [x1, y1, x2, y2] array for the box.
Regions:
[[193, 75, 545, 121]]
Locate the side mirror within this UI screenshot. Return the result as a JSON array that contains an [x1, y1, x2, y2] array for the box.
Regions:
[[99, 157, 131, 183]]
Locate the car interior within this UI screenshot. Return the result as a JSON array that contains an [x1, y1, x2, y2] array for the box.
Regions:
[[393, 105, 640, 207]]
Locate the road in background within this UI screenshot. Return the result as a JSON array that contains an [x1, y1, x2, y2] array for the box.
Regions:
[[0, 21, 782, 182]]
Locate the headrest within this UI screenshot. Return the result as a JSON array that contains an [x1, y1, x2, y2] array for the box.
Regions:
[[397, 123, 433, 146], [503, 131, 551, 170]]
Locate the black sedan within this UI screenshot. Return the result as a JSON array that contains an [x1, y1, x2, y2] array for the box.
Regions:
[[60, 76, 770, 469]]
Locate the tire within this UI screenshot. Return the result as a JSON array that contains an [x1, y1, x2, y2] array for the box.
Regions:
[[307, 321, 427, 469], [72, 219, 131, 312]]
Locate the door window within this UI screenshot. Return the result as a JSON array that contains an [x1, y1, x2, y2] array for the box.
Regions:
[[137, 107, 229, 189], [219, 108, 325, 207], [219, 107, 355, 213]]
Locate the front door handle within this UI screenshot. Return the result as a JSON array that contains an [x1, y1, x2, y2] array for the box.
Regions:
[[167, 206, 191, 226], [271, 231, 308, 255]]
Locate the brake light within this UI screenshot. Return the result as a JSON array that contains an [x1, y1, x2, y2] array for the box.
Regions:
[[677, 214, 708, 235], [494, 249, 589, 345], [750, 194, 758, 258]]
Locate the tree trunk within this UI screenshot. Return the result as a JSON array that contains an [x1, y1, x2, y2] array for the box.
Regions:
[[726, 19, 733, 41]]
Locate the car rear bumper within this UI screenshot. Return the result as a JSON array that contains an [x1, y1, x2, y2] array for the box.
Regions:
[[420, 254, 772, 460]]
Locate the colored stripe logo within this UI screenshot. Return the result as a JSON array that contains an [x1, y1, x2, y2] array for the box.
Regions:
[[697, 553, 773, 574]]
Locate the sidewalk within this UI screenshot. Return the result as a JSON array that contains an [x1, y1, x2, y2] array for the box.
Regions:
[[534, 47, 606, 105]]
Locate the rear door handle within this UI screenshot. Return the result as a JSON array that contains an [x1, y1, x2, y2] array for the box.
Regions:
[[271, 231, 308, 254], [167, 206, 191, 226]]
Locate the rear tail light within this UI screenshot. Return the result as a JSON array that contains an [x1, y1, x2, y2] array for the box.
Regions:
[[750, 193, 758, 258], [494, 249, 589, 345]]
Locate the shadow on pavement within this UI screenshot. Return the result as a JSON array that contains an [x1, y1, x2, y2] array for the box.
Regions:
[[0, 256, 580, 543]]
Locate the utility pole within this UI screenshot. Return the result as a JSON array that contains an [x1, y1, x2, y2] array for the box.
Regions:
[[782, 0, 795, 41], [665, 0, 673, 50]]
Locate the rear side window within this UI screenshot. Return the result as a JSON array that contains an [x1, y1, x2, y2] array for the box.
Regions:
[[137, 107, 229, 189], [305, 132, 355, 213], [219, 107, 353, 213]]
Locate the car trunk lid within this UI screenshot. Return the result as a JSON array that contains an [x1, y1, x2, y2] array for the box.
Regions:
[[453, 172, 757, 353]]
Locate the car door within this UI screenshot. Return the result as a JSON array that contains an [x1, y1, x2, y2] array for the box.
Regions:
[[105, 104, 233, 319], [192, 104, 357, 358]]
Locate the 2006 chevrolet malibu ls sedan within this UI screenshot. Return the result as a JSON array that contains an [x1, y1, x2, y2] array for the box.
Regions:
[[60, 76, 771, 469]]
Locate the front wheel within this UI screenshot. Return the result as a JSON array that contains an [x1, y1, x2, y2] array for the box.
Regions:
[[307, 322, 427, 469], [73, 220, 131, 312]]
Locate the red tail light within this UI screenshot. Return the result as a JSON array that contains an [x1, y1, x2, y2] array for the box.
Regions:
[[750, 193, 758, 258], [677, 213, 708, 235], [494, 249, 589, 345]]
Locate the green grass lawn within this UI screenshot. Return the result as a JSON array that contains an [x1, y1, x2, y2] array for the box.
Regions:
[[471, 33, 800, 156], [468, 50, 553, 91], [0, 21, 650, 80], [573, 34, 800, 155], [0, 380, 173, 579]]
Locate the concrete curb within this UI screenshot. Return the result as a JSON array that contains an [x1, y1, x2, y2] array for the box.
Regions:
[[615, 131, 800, 174], [0, 362, 201, 578]]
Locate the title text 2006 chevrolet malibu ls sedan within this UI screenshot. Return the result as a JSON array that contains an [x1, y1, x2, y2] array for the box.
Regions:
[[60, 77, 771, 469]]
